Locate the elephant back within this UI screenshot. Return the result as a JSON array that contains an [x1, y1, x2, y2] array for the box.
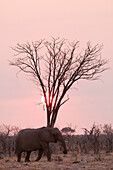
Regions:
[[15, 128, 43, 152]]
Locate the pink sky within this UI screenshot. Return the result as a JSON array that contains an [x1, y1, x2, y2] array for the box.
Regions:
[[0, 0, 113, 134]]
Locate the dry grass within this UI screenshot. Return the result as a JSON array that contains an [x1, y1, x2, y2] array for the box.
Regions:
[[0, 152, 113, 170]]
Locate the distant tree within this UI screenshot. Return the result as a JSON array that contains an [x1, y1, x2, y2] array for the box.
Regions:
[[103, 124, 113, 152], [0, 124, 20, 156], [10, 38, 107, 127], [82, 123, 102, 154], [61, 126, 76, 151], [61, 127, 75, 136]]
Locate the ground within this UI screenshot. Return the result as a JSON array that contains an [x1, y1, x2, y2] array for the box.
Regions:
[[0, 152, 113, 170]]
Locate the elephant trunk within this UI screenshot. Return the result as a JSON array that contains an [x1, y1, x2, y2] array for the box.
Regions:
[[59, 136, 67, 154], [62, 140, 67, 154]]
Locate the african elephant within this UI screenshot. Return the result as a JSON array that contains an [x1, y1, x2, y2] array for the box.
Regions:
[[15, 127, 67, 162]]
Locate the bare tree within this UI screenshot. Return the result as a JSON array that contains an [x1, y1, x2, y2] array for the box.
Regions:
[[103, 124, 113, 152], [9, 38, 107, 127], [0, 124, 19, 156], [82, 123, 102, 154]]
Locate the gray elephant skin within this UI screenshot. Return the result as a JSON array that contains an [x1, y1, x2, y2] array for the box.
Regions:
[[15, 127, 67, 162]]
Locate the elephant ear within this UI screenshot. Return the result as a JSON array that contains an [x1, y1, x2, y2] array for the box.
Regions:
[[38, 128, 57, 143], [38, 130, 50, 142]]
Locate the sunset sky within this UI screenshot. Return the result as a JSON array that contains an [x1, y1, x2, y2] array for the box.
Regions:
[[0, 0, 113, 134]]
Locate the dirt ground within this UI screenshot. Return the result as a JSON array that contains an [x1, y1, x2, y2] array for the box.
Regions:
[[0, 152, 113, 170]]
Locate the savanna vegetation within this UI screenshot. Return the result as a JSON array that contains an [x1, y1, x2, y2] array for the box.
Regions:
[[0, 123, 113, 158], [0, 123, 113, 169]]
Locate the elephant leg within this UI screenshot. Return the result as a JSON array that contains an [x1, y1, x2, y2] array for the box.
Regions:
[[17, 151, 22, 162], [46, 149, 51, 161], [35, 148, 43, 161], [43, 143, 51, 161], [25, 151, 31, 162]]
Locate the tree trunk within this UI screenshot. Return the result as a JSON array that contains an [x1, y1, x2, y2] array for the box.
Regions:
[[50, 108, 59, 128]]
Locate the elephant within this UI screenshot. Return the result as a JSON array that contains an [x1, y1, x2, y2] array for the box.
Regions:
[[15, 127, 67, 162]]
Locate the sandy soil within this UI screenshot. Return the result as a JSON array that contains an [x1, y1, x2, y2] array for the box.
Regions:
[[0, 152, 113, 170]]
